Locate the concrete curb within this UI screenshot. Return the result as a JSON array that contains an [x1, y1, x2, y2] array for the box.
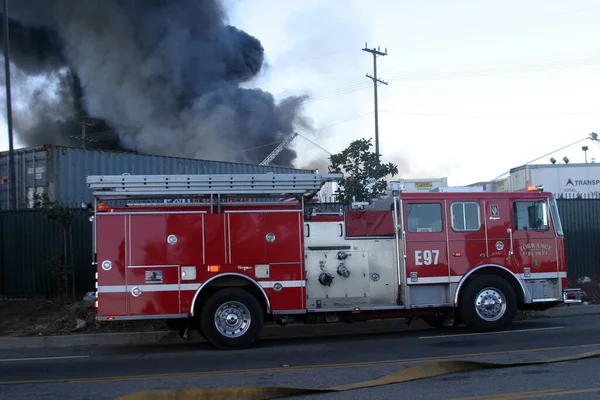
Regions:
[[0, 319, 424, 350], [1, 304, 599, 350], [0, 331, 177, 350], [536, 303, 600, 318]]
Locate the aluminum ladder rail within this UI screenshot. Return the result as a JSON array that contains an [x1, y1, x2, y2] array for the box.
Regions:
[[259, 132, 298, 166], [87, 173, 343, 197]]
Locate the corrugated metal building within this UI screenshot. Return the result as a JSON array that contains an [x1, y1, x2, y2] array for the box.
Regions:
[[0, 145, 315, 209]]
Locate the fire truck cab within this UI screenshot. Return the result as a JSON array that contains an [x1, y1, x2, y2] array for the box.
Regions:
[[87, 173, 582, 350]]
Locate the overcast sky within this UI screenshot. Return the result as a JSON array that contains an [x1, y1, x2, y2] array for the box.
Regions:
[[1, 0, 599, 186]]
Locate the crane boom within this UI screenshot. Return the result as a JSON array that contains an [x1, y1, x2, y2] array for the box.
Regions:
[[259, 132, 298, 166]]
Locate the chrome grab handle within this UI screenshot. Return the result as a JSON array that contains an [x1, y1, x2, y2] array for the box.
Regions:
[[507, 228, 514, 256]]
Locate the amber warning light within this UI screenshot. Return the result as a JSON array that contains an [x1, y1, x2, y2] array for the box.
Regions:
[[208, 265, 221, 273], [527, 185, 544, 192]]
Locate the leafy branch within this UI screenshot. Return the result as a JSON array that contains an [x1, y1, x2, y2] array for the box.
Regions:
[[327, 138, 398, 204]]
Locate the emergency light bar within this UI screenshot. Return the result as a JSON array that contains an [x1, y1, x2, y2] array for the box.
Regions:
[[527, 184, 544, 192]]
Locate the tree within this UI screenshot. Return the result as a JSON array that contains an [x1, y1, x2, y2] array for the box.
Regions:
[[33, 193, 76, 304], [328, 138, 398, 204]]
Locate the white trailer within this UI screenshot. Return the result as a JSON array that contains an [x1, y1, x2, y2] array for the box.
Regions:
[[392, 177, 449, 193], [430, 186, 484, 193], [509, 163, 600, 197]]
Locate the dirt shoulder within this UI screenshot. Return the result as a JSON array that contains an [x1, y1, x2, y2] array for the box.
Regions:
[[2, 276, 598, 337], [571, 275, 600, 304], [0, 299, 168, 337]]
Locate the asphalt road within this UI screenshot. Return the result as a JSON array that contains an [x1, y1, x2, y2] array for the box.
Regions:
[[2, 315, 600, 399]]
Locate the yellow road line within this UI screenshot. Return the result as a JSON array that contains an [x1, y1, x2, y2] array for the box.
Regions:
[[449, 387, 600, 399], [509, 387, 600, 399], [448, 389, 567, 399], [1, 342, 599, 386]]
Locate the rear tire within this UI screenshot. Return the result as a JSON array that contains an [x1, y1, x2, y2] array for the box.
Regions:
[[200, 287, 264, 350], [459, 275, 517, 332]]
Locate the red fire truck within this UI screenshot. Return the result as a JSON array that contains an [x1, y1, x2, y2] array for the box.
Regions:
[[87, 173, 582, 350]]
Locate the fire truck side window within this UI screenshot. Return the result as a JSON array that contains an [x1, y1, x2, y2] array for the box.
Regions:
[[406, 203, 443, 233], [450, 201, 481, 231], [513, 201, 549, 231]]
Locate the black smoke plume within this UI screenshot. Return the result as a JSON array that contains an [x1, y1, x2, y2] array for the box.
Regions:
[[1, 0, 309, 166]]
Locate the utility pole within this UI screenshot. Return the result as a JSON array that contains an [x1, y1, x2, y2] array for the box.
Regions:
[[3, 0, 16, 210], [78, 118, 96, 149], [81, 120, 86, 149], [362, 42, 388, 158]]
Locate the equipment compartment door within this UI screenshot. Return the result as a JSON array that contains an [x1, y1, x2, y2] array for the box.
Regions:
[[166, 213, 205, 315], [227, 210, 305, 311], [264, 211, 304, 311], [264, 212, 303, 264], [126, 214, 180, 316], [228, 213, 267, 265], [403, 200, 449, 285], [96, 214, 127, 317]]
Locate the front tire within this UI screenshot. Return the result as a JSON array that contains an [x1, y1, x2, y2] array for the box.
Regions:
[[459, 275, 517, 332], [200, 288, 264, 350]]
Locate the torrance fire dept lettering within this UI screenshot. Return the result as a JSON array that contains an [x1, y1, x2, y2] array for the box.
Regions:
[[519, 242, 552, 257], [86, 172, 582, 350]]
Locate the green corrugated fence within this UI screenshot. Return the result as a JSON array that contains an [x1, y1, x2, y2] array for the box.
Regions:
[[0, 208, 93, 298], [0, 199, 598, 298]]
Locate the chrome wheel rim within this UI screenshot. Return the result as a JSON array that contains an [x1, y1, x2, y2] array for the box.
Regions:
[[214, 301, 251, 338], [474, 287, 507, 322]]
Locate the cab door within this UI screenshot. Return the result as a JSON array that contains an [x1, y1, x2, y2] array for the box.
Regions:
[[446, 199, 487, 279], [483, 198, 516, 271], [403, 200, 449, 285], [509, 197, 558, 278]]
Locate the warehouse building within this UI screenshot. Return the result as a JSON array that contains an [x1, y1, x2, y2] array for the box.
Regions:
[[465, 162, 600, 198], [508, 162, 600, 198], [0, 145, 315, 209]]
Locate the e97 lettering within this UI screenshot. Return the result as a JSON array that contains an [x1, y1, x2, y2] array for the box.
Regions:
[[415, 249, 440, 266]]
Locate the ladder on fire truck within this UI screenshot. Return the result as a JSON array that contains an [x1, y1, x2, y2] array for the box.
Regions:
[[86, 173, 343, 199]]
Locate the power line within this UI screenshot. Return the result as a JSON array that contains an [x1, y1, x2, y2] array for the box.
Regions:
[[219, 139, 284, 158], [313, 111, 373, 131], [301, 82, 372, 104], [362, 42, 388, 157], [386, 55, 600, 83], [379, 109, 600, 118], [219, 111, 376, 160], [490, 134, 596, 181], [297, 133, 332, 155], [294, 54, 600, 106], [217, 112, 372, 159]]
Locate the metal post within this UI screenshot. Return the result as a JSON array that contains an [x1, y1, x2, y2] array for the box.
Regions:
[[2, 0, 16, 210]]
